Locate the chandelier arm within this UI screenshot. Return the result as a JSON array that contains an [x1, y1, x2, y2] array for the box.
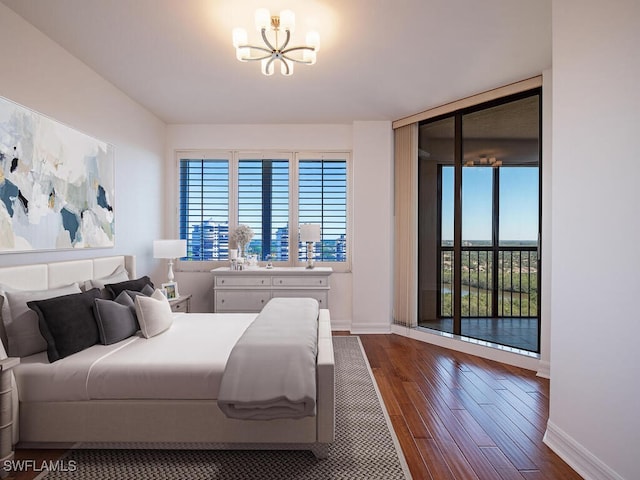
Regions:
[[260, 28, 276, 52], [282, 59, 291, 75], [279, 29, 291, 51], [264, 56, 276, 75], [281, 46, 315, 54], [238, 45, 273, 61], [281, 53, 313, 65]]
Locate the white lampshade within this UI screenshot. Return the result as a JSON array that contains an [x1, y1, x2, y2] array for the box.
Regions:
[[232, 27, 248, 48], [305, 31, 320, 52], [300, 224, 321, 243], [279, 9, 295, 33], [236, 47, 250, 62], [303, 49, 316, 65], [153, 239, 187, 259], [254, 8, 271, 31]]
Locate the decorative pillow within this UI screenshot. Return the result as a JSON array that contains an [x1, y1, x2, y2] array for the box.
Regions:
[[135, 289, 174, 339], [2, 283, 82, 357], [93, 292, 139, 345], [105, 276, 154, 300], [83, 265, 129, 291], [124, 284, 155, 300], [28, 288, 102, 363]]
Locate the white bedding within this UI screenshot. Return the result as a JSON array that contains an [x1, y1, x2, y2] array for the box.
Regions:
[[14, 313, 256, 402]]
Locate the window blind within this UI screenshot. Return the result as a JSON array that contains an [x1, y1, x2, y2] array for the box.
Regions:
[[179, 158, 229, 260], [298, 159, 347, 262]]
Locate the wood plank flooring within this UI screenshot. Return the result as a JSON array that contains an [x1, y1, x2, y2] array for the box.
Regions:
[[358, 333, 582, 479], [6, 333, 581, 479]]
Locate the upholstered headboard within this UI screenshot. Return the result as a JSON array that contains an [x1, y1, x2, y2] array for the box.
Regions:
[[0, 255, 136, 291], [0, 255, 136, 349]]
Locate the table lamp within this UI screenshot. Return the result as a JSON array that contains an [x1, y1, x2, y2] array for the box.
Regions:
[[300, 224, 321, 269], [153, 239, 187, 282]]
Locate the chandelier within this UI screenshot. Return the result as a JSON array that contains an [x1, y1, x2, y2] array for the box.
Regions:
[[232, 9, 320, 76]]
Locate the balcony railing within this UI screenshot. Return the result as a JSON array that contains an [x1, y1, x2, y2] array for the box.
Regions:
[[440, 247, 538, 318]]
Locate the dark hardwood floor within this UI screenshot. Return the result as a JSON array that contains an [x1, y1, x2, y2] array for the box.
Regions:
[[7, 333, 581, 479], [358, 333, 582, 479]]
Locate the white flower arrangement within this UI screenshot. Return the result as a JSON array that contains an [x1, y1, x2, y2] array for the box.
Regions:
[[230, 224, 254, 255]]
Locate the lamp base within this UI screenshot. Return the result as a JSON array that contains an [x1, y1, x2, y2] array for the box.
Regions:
[[305, 242, 315, 269]]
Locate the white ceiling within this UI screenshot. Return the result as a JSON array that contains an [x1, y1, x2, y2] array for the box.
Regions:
[[2, 0, 552, 125]]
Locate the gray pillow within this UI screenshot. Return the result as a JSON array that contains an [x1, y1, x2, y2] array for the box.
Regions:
[[105, 276, 154, 299], [93, 292, 139, 345], [83, 265, 129, 291], [124, 284, 154, 300], [3, 283, 82, 357]]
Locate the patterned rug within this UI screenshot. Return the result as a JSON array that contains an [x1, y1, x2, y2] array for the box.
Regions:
[[42, 336, 410, 479]]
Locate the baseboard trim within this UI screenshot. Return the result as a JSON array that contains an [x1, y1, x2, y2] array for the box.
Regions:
[[536, 360, 551, 379], [350, 322, 392, 334], [390, 325, 540, 372], [543, 421, 624, 480], [330, 319, 352, 332]]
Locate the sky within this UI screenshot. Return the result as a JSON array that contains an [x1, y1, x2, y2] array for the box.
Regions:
[[442, 166, 539, 243]]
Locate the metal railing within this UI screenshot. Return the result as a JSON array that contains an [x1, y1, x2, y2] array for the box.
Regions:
[[440, 247, 538, 318]]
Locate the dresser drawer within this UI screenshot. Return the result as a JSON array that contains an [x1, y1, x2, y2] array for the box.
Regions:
[[272, 276, 329, 288], [272, 290, 329, 308], [216, 276, 270, 287], [215, 291, 271, 312]]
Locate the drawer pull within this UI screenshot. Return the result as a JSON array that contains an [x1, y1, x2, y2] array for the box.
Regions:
[[221, 280, 225, 284], [261, 299, 265, 303], [221, 299, 225, 303], [279, 280, 283, 284], [261, 280, 264, 284]]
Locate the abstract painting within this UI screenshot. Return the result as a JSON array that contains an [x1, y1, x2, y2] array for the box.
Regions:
[[0, 96, 114, 253]]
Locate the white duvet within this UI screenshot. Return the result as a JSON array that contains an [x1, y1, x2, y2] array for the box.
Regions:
[[14, 313, 256, 402]]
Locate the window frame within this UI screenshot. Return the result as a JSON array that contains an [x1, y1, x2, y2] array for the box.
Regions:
[[174, 149, 352, 273]]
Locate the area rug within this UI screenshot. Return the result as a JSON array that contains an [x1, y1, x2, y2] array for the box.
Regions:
[[41, 336, 410, 479]]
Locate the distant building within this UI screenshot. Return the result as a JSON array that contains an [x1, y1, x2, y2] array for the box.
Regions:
[[190, 221, 228, 260]]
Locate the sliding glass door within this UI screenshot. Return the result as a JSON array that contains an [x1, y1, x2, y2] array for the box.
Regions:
[[418, 91, 541, 352]]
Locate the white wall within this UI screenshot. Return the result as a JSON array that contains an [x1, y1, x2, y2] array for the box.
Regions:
[[0, 4, 166, 276], [351, 121, 394, 333], [545, 1, 640, 479]]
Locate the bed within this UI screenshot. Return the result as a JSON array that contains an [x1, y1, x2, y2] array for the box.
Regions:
[[0, 255, 335, 463]]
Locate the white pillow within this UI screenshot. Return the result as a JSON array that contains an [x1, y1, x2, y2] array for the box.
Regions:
[[1, 283, 82, 357], [135, 289, 174, 338], [83, 264, 129, 291]]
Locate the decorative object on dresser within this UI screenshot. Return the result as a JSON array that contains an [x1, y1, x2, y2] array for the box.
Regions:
[[211, 266, 331, 313], [230, 224, 254, 259], [300, 224, 321, 269], [153, 239, 186, 286]]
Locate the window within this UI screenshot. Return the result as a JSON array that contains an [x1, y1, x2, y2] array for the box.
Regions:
[[179, 156, 229, 260], [298, 157, 348, 262], [238, 156, 290, 261], [177, 150, 350, 268], [417, 90, 541, 352]]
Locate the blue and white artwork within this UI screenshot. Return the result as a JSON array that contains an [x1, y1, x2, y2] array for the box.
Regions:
[[0, 96, 114, 253]]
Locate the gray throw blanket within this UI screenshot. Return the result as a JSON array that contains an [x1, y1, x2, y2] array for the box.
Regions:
[[217, 297, 319, 420]]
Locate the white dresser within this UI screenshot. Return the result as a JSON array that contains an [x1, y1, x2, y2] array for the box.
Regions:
[[211, 267, 332, 313]]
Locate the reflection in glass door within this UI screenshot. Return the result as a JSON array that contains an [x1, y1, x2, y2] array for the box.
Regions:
[[418, 91, 541, 352]]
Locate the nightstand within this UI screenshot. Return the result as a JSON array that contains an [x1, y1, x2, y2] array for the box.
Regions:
[[169, 294, 192, 313]]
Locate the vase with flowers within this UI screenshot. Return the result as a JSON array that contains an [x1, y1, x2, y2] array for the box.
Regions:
[[230, 224, 254, 259]]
